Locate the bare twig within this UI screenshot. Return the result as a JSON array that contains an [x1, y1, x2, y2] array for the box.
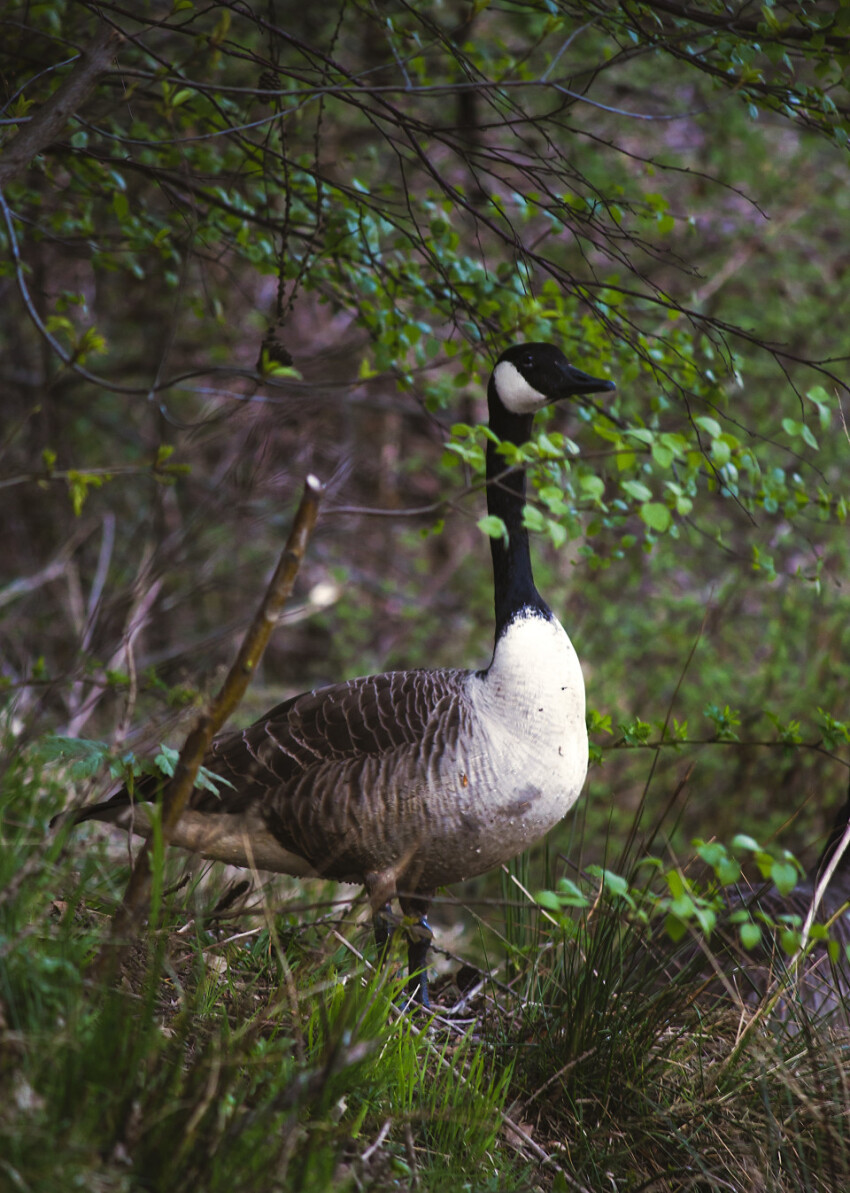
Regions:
[[81, 512, 116, 654], [0, 553, 73, 610], [64, 566, 162, 738]]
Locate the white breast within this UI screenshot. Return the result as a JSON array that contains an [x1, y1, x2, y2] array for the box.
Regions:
[[439, 611, 588, 877], [475, 612, 587, 790]]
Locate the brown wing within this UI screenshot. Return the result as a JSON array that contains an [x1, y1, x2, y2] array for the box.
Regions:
[[194, 668, 464, 807], [191, 667, 471, 878], [61, 668, 470, 880]]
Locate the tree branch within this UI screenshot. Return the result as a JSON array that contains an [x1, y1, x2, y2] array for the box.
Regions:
[[636, 0, 850, 47], [0, 20, 122, 187]]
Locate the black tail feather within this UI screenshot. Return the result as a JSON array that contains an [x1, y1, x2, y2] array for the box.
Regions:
[[50, 790, 132, 830], [49, 770, 163, 831]]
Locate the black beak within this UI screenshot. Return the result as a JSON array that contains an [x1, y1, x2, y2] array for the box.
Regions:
[[555, 363, 616, 399]]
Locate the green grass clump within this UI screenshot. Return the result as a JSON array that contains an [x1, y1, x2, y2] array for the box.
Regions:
[[494, 881, 850, 1191], [4, 741, 850, 1192]]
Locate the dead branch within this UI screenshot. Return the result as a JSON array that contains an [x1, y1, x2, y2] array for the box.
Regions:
[[91, 473, 324, 973]]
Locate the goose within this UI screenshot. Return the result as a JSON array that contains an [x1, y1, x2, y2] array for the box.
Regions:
[[56, 342, 616, 1006]]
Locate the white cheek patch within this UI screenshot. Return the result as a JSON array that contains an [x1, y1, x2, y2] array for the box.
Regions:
[[493, 360, 549, 414]]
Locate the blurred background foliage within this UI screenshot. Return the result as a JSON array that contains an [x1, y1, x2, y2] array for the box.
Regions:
[[2, 0, 850, 885]]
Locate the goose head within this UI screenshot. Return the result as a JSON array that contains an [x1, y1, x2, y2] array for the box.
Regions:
[[491, 341, 615, 416]]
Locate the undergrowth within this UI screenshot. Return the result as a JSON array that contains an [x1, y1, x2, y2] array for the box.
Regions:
[[3, 743, 850, 1192]]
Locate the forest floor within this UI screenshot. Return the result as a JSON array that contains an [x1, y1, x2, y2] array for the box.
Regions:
[[4, 749, 850, 1193]]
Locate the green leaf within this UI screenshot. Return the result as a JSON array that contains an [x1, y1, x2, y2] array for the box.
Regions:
[[535, 889, 562, 912], [731, 834, 761, 852], [587, 708, 613, 735], [66, 471, 106, 516], [259, 352, 302, 379], [536, 432, 562, 458], [477, 514, 508, 543], [579, 474, 605, 501], [716, 857, 741, 885], [588, 867, 631, 901], [664, 913, 688, 943], [112, 191, 129, 221], [665, 869, 685, 898], [547, 519, 567, 548], [739, 921, 762, 949], [522, 504, 546, 532], [694, 416, 721, 439], [694, 904, 716, 936], [41, 735, 112, 781], [670, 893, 696, 920], [780, 927, 801, 955], [622, 479, 652, 503], [693, 840, 725, 868], [627, 428, 655, 446], [770, 860, 798, 896], [640, 502, 671, 532], [155, 743, 179, 776], [556, 877, 590, 907], [358, 357, 378, 380]]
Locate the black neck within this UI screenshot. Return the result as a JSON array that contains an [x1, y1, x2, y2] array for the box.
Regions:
[[486, 378, 551, 639]]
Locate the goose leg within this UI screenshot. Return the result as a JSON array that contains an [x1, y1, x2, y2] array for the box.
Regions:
[[366, 874, 433, 1008], [373, 901, 394, 966], [400, 893, 433, 1008], [366, 869, 398, 972]]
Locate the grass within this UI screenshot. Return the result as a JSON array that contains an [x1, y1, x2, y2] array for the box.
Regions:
[[3, 742, 850, 1192]]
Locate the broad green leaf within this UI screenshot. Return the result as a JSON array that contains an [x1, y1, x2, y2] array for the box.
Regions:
[[478, 514, 508, 542], [640, 502, 671, 532], [694, 416, 721, 439], [622, 479, 652, 503], [731, 834, 761, 852], [522, 504, 546, 532], [770, 860, 798, 896], [739, 921, 762, 949], [580, 474, 605, 501]]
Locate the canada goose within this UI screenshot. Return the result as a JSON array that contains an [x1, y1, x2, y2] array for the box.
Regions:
[[56, 342, 616, 1005]]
